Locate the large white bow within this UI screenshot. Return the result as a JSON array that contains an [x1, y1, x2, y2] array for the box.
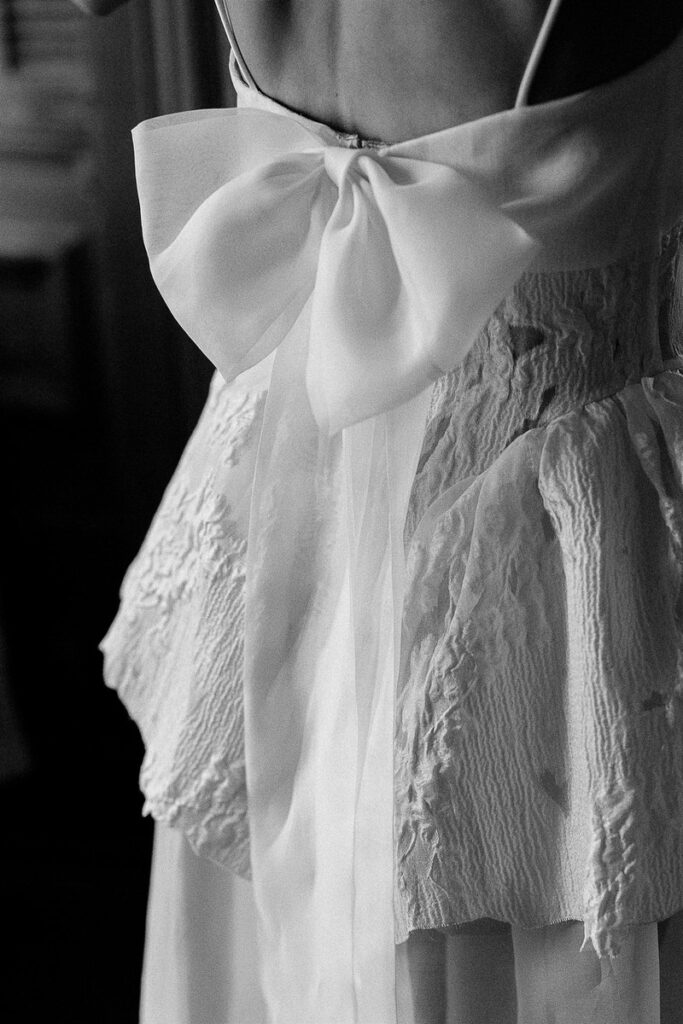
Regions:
[[132, 105, 540, 1023], [133, 107, 539, 434]]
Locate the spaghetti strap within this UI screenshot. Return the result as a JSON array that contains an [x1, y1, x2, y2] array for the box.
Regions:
[[217, 0, 565, 111], [515, 0, 565, 108], [213, 0, 260, 92], [217, 0, 566, 110]]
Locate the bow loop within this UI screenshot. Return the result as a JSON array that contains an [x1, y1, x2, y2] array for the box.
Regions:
[[308, 152, 542, 431]]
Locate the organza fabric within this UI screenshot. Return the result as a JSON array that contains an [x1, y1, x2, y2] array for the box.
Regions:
[[101, 7, 683, 1023]]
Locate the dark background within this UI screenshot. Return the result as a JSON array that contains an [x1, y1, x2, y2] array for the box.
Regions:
[[0, 1, 230, 1019]]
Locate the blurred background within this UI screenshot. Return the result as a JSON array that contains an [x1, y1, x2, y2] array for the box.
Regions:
[[0, 1, 232, 1019]]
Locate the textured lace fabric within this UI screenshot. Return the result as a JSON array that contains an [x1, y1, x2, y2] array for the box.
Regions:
[[103, 221, 683, 958], [396, 222, 683, 954], [102, 365, 270, 877]]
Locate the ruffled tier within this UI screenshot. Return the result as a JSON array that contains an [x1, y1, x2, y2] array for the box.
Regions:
[[103, 361, 683, 956], [395, 368, 683, 955], [101, 368, 269, 878]]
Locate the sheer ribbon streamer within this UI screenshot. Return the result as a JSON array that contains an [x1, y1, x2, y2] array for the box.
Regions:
[[132, 107, 540, 1023]]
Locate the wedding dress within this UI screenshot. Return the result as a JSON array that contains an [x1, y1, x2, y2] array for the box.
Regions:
[[102, 0, 683, 1019]]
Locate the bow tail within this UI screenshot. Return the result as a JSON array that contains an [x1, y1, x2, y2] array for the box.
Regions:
[[245, 301, 355, 1023], [344, 390, 433, 1023], [243, 297, 431, 1023]]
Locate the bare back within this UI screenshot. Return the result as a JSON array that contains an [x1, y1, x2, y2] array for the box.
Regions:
[[226, 0, 683, 143]]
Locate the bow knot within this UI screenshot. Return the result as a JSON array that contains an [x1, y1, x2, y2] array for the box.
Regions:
[[133, 107, 540, 434], [323, 145, 379, 190]]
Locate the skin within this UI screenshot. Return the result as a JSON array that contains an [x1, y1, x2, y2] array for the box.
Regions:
[[74, 0, 683, 142]]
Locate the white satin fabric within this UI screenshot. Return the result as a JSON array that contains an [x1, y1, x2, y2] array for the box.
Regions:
[[130, 20, 683, 1023]]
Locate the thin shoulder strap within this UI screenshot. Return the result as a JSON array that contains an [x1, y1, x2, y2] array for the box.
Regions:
[[515, 0, 565, 108], [216, 0, 565, 108], [213, 0, 260, 91]]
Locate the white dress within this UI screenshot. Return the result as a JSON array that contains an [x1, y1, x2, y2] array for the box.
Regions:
[[101, 1, 683, 1019]]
